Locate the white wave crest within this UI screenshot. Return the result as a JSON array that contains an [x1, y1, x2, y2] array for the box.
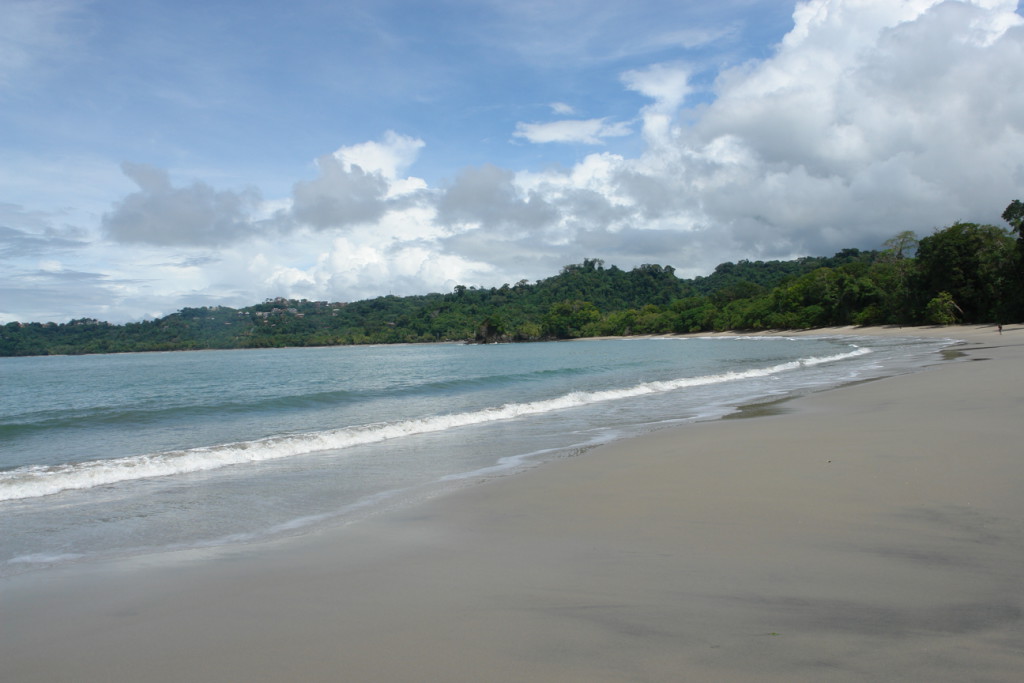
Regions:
[[0, 347, 870, 502]]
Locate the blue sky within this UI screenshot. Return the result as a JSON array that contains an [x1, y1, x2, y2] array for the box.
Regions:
[[2, 0, 1023, 323]]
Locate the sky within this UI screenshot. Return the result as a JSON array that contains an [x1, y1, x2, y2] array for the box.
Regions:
[[2, 0, 1023, 324]]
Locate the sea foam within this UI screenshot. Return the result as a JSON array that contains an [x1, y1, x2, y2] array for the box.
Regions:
[[0, 346, 869, 502]]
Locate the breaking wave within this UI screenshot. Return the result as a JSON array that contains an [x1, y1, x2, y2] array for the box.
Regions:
[[0, 347, 869, 502]]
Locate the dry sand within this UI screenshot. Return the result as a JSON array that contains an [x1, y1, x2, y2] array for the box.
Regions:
[[2, 325, 1022, 682]]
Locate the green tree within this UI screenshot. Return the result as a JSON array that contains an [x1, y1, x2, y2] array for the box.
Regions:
[[870, 231, 920, 324], [915, 222, 1016, 323], [543, 300, 601, 338], [924, 292, 960, 325], [1002, 199, 1024, 237], [1001, 199, 1024, 319]]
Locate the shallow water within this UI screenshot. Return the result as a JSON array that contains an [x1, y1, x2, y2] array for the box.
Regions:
[[0, 335, 953, 575]]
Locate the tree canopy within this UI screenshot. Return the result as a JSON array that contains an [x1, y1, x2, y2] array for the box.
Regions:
[[3, 203, 1021, 357]]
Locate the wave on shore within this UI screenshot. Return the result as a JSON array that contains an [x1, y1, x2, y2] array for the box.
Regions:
[[0, 346, 869, 502]]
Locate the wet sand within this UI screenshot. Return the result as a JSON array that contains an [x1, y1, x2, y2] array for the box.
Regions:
[[2, 325, 1022, 682]]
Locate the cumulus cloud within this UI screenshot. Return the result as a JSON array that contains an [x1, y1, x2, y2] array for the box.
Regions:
[[313, 237, 492, 302], [289, 131, 429, 229], [621, 62, 694, 148], [141, 1, 1024, 290], [513, 117, 633, 144], [431, 0, 1024, 281], [290, 156, 391, 230], [669, 0, 1024, 257], [622, 61, 693, 109], [103, 163, 262, 246], [332, 130, 425, 181], [436, 164, 559, 233], [26, 0, 1024, 323]]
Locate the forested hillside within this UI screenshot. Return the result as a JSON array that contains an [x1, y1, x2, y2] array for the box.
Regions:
[[3, 204, 1022, 357]]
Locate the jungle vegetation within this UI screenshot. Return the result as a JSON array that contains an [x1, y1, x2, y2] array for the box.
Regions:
[[3, 204, 1022, 356]]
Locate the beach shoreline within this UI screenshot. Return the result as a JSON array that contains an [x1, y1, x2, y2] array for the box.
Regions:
[[2, 324, 1022, 682]]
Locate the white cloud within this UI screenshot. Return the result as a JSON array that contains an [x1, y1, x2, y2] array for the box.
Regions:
[[435, 0, 1024, 280], [621, 62, 693, 110], [288, 132, 432, 229], [513, 118, 633, 145], [290, 156, 391, 230], [621, 62, 693, 147], [579, 0, 1024, 266], [332, 130, 426, 181], [102, 163, 263, 246], [437, 164, 559, 234], [8, 0, 1024, 323]]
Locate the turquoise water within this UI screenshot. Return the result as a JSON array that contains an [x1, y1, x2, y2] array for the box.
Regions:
[[0, 335, 953, 575]]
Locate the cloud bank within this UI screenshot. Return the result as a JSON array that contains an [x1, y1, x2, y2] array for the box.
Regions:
[[3, 0, 1023, 323]]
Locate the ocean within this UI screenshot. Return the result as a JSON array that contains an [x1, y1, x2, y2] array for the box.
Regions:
[[0, 334, 954, 577]]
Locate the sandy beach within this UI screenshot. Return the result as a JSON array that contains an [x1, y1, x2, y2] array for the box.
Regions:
[[2, 325, 1022, 682]]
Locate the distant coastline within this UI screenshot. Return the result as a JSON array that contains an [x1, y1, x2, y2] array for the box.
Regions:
[[5, 219, 1023, 357]]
